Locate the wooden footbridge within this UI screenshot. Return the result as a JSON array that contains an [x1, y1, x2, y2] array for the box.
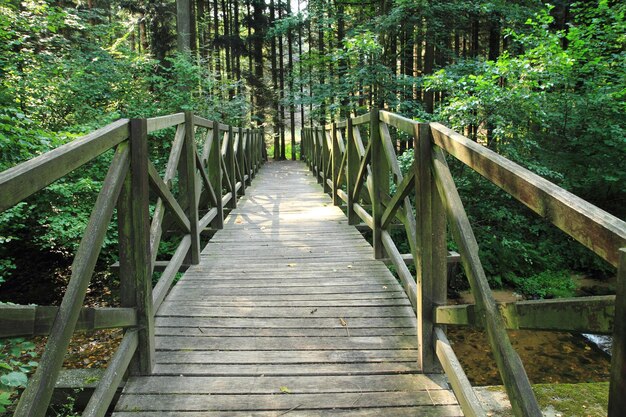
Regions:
[[1, 109, 625, 417]]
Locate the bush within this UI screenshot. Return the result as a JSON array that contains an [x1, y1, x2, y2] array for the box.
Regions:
[[510, 270, 576, 299]]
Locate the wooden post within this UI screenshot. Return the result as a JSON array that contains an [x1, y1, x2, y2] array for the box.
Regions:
[[322, 127, 331, 193], [260, 126, 267, 162], [300, 129, 304, 162], [126, 118, 154, 374], [237, 126, 246, 195], [370, 107, 387, 259], [181, 112, 200, 264], [245, 128, 252, 184], [331, 123, 340, 205], [609, 248, 626, 416], [226, 125, 237, 208], [209, 121, 223, 229], [414, 122, 446, 372], [316, 127, 323, 184], [346, 119, 359, 225]]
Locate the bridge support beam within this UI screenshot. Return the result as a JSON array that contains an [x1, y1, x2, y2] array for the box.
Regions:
[[415, 122, 447, 373], [609, 248, 626, 416], [370, 107, 388, 259]]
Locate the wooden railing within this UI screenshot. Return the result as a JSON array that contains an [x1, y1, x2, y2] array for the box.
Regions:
[[301, 108, 626, 417], [0, 112, 265, 417]]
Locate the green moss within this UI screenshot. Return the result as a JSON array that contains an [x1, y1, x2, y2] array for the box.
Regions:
[[532, 382, 608, 417], [479, 382, 609, 417]]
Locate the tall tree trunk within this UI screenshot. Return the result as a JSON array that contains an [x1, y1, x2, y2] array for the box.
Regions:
[[298, 2, 305, 129], [278, 0, 286, 160], [287, 0, 295, 160], [336, 1, 348, 118], [213, 0, 221, 80], [251, 0, 265, 126], [270, 0, 280, 159], [177, 0, 192, 52]]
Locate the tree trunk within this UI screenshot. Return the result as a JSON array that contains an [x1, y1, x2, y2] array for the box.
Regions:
[[177, 0, 192, 52]]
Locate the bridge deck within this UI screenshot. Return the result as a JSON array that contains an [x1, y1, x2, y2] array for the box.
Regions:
[[113, 161, 461, 416]]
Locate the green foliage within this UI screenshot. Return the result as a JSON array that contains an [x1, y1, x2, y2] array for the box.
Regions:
[[424, 3, 625, 217], [510, 270, 576, 299], [0, 336, 38, 412]]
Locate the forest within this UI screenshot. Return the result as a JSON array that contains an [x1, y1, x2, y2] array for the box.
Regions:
[[0, 0, 624, 412]]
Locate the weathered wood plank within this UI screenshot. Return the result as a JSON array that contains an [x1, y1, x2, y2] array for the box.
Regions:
[[0, 305, 136, 338], [115, 391, 458, 412], [379, 110, 419, 135], [0, 119, 129, 212], [146, 113, 184, 133], [430, 122, 626, 267], [113, 406, 464, 417], [432, 147, 541, 417], [122, 374, 447, 394], [609, 248, 626, 416], [435, 295, 615, 334]]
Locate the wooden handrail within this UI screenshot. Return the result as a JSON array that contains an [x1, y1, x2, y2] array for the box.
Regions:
[[302, 109, 626, 417], [0, 111, 265, 417]]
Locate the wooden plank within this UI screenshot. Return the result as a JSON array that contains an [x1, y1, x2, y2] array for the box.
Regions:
[[0, 119, 128, 212], [0, 305, 136, 338], [146, 113, 184, 133], [154, 335, 418, 351], [381, 170, 415, 228], [115, 391, 457, 412], [609, 248, 626, 416], [148, 123, 186, 270], [435, 295, 615, 334], [431, 147, 541, 417], [155, 326, 414, 337], [208, 121, 224, 228], [13, 141, 130, 417], [435, 327, 486, 417], [153, 349, 419, 364], [152, 362, 420, 376], [379, 110, 419, 135], [430, 122, 626, 267], [381, 230, 417, 312], [147, 161, 191, 233], [157, 305, 415, 318], [155, 316, 417, 329], [122, 374, 447, 394], [123, 119, 155, 376], [83, 330, 138, 417], [192, 115, 213, 129], [352, 112, 371, 126], [182, 111, 201, 263], [152, 235, 192, 311], [113, 406, 464, 417]]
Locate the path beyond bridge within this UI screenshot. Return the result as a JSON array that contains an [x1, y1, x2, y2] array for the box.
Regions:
[[112, 160, 461, 416]]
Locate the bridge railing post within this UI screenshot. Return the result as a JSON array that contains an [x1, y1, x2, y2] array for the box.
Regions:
[[370, 107, 388, 259], [226, 125, 237, 209], [346, 118, 359, 225], [609, 248, 626, 416], [209, 120, 224, 229], [260, 126, 267, 162], [414, 122, 447, 372], [315, 127, 323, 184], [331, 122, 340, 206], [120, 118, 155, 375], [237, 126, 246, 195], [182, 111, 201, 264]]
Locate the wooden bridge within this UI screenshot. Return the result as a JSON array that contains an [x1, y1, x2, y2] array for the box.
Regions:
[[0, 109, 625, 416]]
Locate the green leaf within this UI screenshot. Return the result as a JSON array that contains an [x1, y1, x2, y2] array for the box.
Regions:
[[0, 371, 28, 387]]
